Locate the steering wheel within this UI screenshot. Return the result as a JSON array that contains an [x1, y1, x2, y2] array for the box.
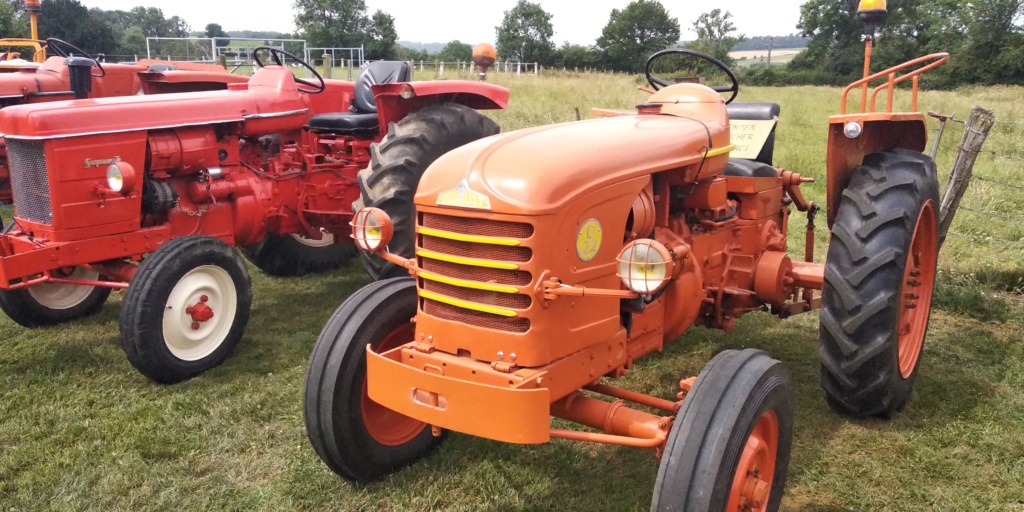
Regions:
[[46, 38, 104, 77], [252, 46, 325, 94], [645, 49, 739, 104]]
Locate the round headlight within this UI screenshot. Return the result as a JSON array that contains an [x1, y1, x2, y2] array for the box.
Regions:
[[106, 164, 124, 192], [843, 122, 863, 139], [616, 239, 674, 295], [351, 207, 394, 253]]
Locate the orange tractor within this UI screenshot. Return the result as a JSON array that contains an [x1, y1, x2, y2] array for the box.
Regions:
[[0, 47, 507, 383], [304, 1, 946, 508]]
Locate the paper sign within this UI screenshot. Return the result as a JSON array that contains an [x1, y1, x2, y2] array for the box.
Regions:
[[730, 120, 777, 160]]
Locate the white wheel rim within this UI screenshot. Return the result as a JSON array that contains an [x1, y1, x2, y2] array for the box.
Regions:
[[289, 230, 335, 248], [27, 267, 100, 310], [162, 265, 237, 362]]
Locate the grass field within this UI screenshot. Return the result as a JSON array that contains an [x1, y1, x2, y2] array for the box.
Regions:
[[1, 70, 1023, 510]]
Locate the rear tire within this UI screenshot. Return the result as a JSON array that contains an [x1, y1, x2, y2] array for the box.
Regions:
[[0, 267, 111, 327], [819, 149, 940, 418], [303, 277, 441, 481], [119, 236, 252, 384], [651, 349, 794, 512], [356, 103, 500, 281], [242, 231, 356, 277]]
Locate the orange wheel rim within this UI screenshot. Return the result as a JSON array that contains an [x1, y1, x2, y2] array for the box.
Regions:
[[727, 410, 779, 512], [896, 201, 937, 379], [360, 322, 425, 446]]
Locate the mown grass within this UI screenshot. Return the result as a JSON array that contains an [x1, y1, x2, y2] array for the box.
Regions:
[[1, 71, 1023, 510]]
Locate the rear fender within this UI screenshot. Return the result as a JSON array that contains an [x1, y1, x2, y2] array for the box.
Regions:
[[825, 114, 927, 227], [373, 81, 509, 127]]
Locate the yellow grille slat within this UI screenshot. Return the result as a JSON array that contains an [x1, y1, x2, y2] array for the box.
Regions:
[[420, 290, 519, 318], [420, 271, 520, 294], [417, 249, 521, 270], [418, 227, 521, 246]]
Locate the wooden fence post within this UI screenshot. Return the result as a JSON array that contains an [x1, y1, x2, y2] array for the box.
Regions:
[[938, 105, 996, 248]]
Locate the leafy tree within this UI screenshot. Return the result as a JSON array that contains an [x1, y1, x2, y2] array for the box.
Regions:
[[596, 0, 680, 72], [690, 9, 745, 65], [365, 10, 397, 60], [552, 42, 602, 69], [293, 0, 368, 48], [118, 25, 147, 58], [0, 0, 18, 38], [205, 22, 230, 48], [437, 40, 472, 62], [396, 45, 431, 62], [495, 0, 555, 64]]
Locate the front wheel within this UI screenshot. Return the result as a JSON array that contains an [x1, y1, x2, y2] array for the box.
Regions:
[[651, 349, 794, 512], [819, 149, 939, 418], [119, 236, 252, 384], [303, 277, 441, 481], [0, 267, 111, 327]]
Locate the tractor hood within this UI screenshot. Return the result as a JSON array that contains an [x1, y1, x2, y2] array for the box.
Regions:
[[0, 65, 69, 99], [415, 113, 729, 215], [0, 67, 305, 139]]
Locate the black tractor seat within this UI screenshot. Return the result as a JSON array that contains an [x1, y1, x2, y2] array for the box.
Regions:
[[307, 60, 412, 135], [722, 158, 778, 178], [722, 102, 781, 178]]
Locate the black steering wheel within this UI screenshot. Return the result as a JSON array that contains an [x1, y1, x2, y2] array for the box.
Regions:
[[645, 49, 739, 104], [252, 46, 325, 94], [46, 38, 104, 77]]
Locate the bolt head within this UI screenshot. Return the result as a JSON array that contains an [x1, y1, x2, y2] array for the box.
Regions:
[[497, 351, 505, 360], [191, 322, 200, 330], [200, 295, 209, 303], [509, 353, 517, 361]]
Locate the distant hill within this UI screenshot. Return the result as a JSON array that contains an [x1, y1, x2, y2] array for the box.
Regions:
[[398, 41, 445, 55], [732, 36, 808, 52]]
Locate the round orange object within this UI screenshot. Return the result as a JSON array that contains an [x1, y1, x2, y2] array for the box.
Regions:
[[896, 201, 937, 378], [473, 43, 497, 68], [727, 409, 779, 511], [360, 321, 425, 446]]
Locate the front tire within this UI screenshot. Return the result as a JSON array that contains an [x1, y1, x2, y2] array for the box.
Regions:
[[356, 103, 500, 281], [819, 149, 940, 418], [652, 349, 794, 512], [303, 277, 440, 481], [242, 231, 356, 277], [119, 236, 252, 384], [0, 267, 111, 327]]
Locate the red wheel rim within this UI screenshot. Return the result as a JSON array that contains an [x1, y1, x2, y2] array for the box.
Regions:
[[727, 410, 779, 512], [360, 322, 425, 446], [896, 201, 937, 379]]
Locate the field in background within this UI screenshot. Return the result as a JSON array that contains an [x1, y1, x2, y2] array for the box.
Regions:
[[1, 71, 1022, 510], [730, 48, 805, 68]]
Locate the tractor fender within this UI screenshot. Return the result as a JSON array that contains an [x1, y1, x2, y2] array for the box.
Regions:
[[825, 113, 927, 227], [372, 81, 510, 128]]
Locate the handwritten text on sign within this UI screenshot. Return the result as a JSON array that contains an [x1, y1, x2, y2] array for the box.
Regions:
[[730, 120, 777, 160]]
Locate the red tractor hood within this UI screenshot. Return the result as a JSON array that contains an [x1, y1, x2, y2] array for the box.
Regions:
[[0, 67, 306, 139], [415, 112, 731, 216]]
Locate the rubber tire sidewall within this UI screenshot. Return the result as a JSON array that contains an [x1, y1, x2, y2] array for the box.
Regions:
[[651, 349, 795, 512], [303, 277, 440, 482], [119, 236, 252, 384], [241, 233, 356, 277], [0, 281, 110, 328]]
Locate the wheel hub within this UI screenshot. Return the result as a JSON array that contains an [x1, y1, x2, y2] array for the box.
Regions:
[[162, 265, 237, 362], [728, 410, 779, 512], [896, 202, 937, 379], [186, 296, 215, 324]]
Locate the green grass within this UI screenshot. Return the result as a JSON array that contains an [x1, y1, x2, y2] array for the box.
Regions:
[[2, 72, 1024, 510]]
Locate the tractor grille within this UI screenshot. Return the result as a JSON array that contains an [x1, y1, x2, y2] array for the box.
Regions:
[[6, 140, 52, 224], [417, 212, 534, 333]]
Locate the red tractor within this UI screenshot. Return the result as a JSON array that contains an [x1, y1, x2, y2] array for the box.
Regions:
[[0, 38, 250, 203], [0, 47, 507, 383], [304, 1, 945, 508]]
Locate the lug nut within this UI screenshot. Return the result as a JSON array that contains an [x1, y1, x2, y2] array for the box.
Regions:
[[200, 295, 209, 303], [191, 322, 200, 330]]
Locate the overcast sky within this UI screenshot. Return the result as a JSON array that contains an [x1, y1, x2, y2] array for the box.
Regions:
[[78, 0, 807, 45]]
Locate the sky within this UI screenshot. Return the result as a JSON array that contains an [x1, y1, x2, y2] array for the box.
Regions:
[[77, 0, 807, 45]]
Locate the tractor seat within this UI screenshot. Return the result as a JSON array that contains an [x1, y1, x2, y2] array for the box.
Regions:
[[307, 60, 412, 135], [723, 158, 778, 178], [725, 102, 780, 165]]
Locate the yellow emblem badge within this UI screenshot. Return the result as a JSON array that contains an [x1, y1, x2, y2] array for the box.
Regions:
[[576, 218, 602, 261], [436, 179, 492, 210]]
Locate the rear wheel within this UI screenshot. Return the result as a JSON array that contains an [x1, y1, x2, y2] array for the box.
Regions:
[[819, 149, 940, 418], [0, 267, 111, 327], [119, 236, 252, 384], [242, 231, 356, 277], [303, 277, 440, 481], [356, 102, 500, 281], [651, 349, 794, 512]]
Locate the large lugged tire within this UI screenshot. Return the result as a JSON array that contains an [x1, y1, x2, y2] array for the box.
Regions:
[[819, 149, 940, 418], [356, 103, 500, 280], [304, 277, 441, 481], [241, 232, 356, 277], [119, 236, 252, 384], [0, 267, 111, 327], [652, 349, 794, 512]]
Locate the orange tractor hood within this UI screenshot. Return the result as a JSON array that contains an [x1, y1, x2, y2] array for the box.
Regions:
[[415, 113, 729, 215], [0, 67, 305, 139]]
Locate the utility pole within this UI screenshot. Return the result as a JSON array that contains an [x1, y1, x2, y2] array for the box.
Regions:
[[767, 36, 774, 66]]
